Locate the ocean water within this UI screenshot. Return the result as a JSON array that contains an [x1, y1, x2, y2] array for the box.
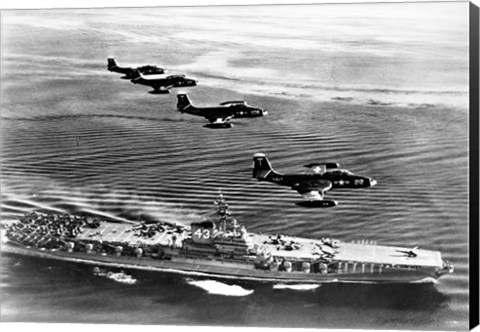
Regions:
[[0, 3, 470, 330]]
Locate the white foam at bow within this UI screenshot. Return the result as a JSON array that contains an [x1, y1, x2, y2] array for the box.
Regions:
[[187, 279, 253, 296]]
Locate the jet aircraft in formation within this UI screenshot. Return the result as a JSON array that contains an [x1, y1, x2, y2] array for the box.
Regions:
[[107, 58, 165, 79], [252, 153, 377, 207], [106, 59, 378, 208], [176, 93, 267, 128], [108, 58, 197, 93], [131, 71, 197, 94]]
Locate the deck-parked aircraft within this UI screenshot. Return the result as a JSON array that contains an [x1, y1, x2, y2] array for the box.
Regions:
[[396, 247, 419, 258], [252, 153, 376, 207], [176, 93, 267, 128]]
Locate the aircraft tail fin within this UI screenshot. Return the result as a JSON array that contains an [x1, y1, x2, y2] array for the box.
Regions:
[[107, 58, 118, 70], [253, 153, 277, 180], [176, 93, 193, 112]]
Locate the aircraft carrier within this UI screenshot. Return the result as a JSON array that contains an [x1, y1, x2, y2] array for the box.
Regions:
[[2, 194, 453, 283]]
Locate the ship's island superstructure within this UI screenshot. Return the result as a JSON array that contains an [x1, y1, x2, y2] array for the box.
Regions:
[[2, 195, 453, 283]]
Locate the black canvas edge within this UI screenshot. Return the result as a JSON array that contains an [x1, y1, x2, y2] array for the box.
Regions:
[[470, 1, 479, 331]]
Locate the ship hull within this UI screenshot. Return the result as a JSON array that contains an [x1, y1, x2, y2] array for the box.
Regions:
[[1, 242, 440, 284]]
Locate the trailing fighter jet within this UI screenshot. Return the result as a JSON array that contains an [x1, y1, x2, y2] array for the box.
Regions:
[[176, 93, 267, 128], [131, 71, 197, 94], [252, 153, 377, 207], [107, 58, 165, 79]]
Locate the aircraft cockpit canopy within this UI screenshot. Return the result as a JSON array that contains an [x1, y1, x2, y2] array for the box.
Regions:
[[138, 65, 165, 75], [328, 169, 354, 175], [220, 101, 247, 107], [169, 74, 186, 79]]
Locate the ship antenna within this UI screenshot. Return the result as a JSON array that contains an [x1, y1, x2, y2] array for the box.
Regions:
[[214, 191, 230, 232]]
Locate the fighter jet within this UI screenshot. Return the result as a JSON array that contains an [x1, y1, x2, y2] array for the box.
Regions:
[[252, 153, 377, 207], [107, 58, 165, 79], [130, 71, 197, 94], [176, 93, 267, 128]]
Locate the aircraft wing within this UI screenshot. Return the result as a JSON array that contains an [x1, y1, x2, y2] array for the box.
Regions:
[[304, 162, 339, 174], [138, 73, 170, 80], [292, 179, 332, 200]]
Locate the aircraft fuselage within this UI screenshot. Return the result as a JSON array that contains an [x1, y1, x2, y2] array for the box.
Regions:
[[183, 105, 266, 121], [108, 63, 164, 79], [265, 172, 376, 189], [132, 76, 197, 92]]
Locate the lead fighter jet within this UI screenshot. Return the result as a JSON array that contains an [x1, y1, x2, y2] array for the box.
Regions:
[[176, 93, 267, 128], [252, 153, 377, 207]]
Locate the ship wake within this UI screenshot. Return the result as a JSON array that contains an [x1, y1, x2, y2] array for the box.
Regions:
[[93, 267, 137, 285], [187, 279, 254, 296], [410, 277, 438, 284], [273, 284, 321, 291]]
